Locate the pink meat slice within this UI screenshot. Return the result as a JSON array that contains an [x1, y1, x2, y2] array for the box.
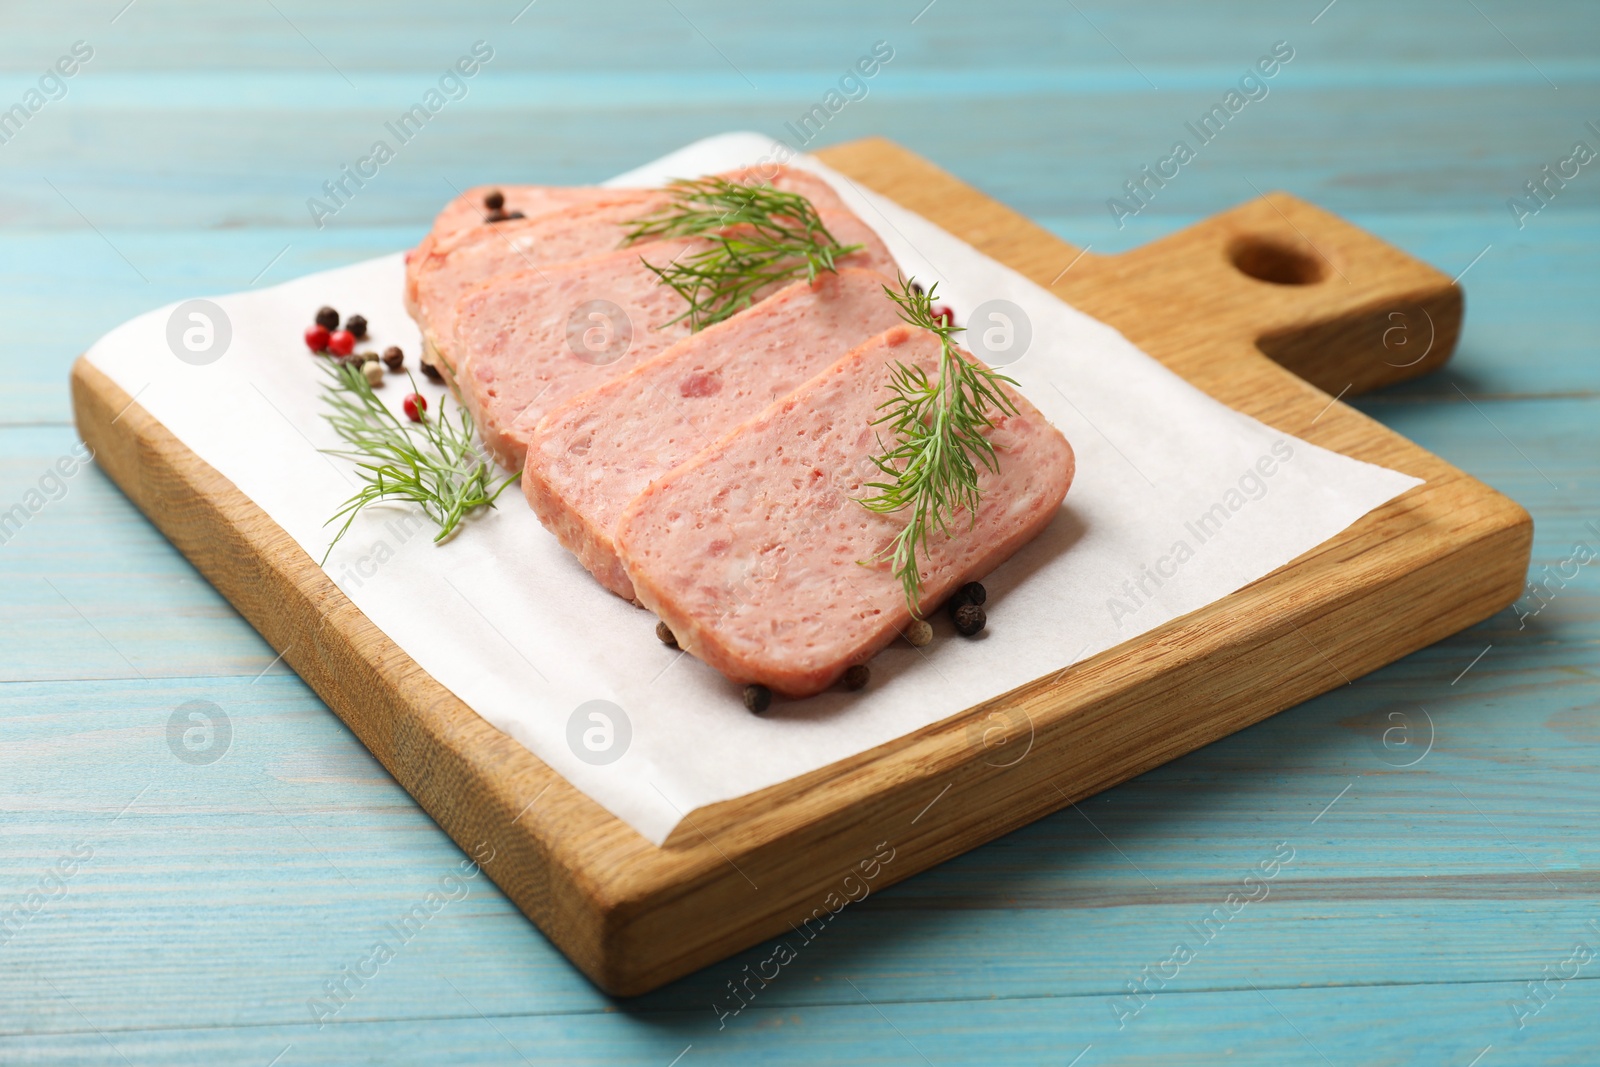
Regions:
[[403, 186, 621, 315], [448, 239, 706, 470], [414, 166, 892, 375], [430, 185, 617, 246], [613, 324, 1075, 698], [524, 268, 906, 600], [448, 175, 899, 471], [414, 190, 668, 372]]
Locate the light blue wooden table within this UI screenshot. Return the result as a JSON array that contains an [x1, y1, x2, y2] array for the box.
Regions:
[[3, 2, 1596, 1063]]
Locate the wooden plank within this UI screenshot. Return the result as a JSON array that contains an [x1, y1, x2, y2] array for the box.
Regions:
[[4, 0, 1593, 68], [6, 81, 1599, 231], [6, 980, 1597, 1065], [4, 612, 1596, 1028], [65, 137, 1531, 994]]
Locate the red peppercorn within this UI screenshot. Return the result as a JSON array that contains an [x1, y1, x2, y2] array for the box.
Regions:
[[932, 305, 955, 327], [304, 324, 331, 352], [403, 393, 427, 422], [326, 329, 355, 356]]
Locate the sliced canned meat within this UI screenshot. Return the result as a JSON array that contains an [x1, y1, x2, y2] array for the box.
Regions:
[[524, 267, 905, 600], [614, 323, 1075, 697], [449, 239, 707, 470], [404, 186, 620, 316], [412, 190, 667, 373], [449, 172, 898, 469]]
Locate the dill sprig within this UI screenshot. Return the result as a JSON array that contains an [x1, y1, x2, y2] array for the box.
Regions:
[[858, 278, 1021, 615], [317, 361, 518, 565], [622, 176, 863, 331]]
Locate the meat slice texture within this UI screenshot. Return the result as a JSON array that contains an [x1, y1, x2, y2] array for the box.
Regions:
[[403, 185, 622, 316], [524, 267, 906, 601], [412, 190, 666, 371], [448, 174, 899, 471], [613, 324, 1075, 698], [413, 165, 895, 376], [448, 239, 706, 470], [429, 185, 617, 247]]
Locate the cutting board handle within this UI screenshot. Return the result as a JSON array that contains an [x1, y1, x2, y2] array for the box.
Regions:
[[813, 138, 1460, 400], [1059, 192, 1462, 398]]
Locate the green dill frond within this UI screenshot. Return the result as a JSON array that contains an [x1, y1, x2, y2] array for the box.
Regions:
[[857, 277, 1020, 615], [317, 361, 518, 565], [624, 176, 862, 331]]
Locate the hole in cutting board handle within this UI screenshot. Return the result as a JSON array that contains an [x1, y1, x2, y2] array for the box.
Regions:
[[1228, 236, 1326, 286]]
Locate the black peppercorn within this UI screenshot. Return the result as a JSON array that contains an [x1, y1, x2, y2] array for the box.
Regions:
[[843, 664, 870, 691], [382, 346, 404, 370], [485, 209, 508, 223], [315, 306, 339, 331], [655, 620, 678, 648], [483, 190, 505, 211], [743, 684, 772, 714], [952, 604, 986, 636], [504, 210, 526, 220], [420, 359, 444, 383], [949, 581, 987, 612], [345, 314, 368, 340]]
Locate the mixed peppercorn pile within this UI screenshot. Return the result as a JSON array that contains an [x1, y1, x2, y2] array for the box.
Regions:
[[301, 306, 427, 420]]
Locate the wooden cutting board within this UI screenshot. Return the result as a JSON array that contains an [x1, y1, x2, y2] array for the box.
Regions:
[[70, 137, 1531, 996]]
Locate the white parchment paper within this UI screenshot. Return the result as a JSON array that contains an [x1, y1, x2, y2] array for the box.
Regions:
[[85, 133, 1421, 845]]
